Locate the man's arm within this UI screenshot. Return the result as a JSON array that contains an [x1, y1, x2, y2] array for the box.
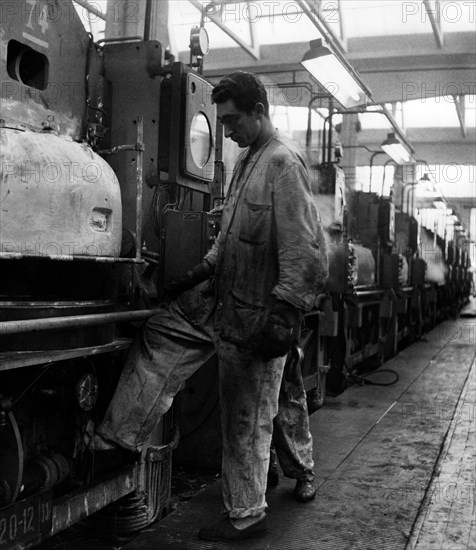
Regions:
[[271, 160, 328, 311], [260, 156, 327, 360]]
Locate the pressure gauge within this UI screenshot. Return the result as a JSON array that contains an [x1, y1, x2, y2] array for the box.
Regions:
[[76, 373, 98, 411], [190, 26, 210, 57]]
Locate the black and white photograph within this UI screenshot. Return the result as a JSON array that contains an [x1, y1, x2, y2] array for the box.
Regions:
[[0, 1, 475, 549]]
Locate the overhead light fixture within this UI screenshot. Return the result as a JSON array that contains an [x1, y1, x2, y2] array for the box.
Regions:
[[418, 171, 436, 192], [380, 133, 412, 164], [300, 38, 372, 109]]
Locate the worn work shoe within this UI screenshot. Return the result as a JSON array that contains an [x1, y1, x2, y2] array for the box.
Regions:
[[294, 479, 316, 502], [198, 516, 268, 542]]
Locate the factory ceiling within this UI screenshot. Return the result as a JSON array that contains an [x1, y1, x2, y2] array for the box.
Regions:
[[85, 2, 475, 165], [174, 1, 475, 104], [167, 0, 475, 168], [82, 1, 475, 222]]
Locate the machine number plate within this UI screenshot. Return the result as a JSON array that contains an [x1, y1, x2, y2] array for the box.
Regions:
[[0, 492, 52, 550]]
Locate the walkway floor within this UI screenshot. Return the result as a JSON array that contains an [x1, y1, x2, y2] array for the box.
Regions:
[[125, 299, 476, 550]]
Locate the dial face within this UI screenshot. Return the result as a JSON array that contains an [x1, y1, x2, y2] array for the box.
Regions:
[[190, 111, 212, 168], [76, 373, 98, 411], [190, 26, 210, 56], [198, 27, 210, 56]]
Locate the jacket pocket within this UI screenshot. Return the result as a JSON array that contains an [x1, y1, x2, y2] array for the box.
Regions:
[[219, 291, 267, 349], [238, 199, 272, 244]]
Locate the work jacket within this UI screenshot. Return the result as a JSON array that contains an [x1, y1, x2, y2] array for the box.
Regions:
[[205, 131, 328, 351]]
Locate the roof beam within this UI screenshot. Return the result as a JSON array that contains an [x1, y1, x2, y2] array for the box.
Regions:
[[201, 34, 475, 104], [423, 0, 444, 48], [295, 0, 346, 53], [74, 0, 105, 19], [453, 95, 467, 138], [248, 9, 259, 56]]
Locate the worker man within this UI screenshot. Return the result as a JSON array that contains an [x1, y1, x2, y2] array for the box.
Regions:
[[93, 71, 327, 542]]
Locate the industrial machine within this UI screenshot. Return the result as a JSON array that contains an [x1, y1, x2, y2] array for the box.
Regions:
[[0, 1, 471, 548], [0, 0, 222, 547], [314, 160, 470, 394]]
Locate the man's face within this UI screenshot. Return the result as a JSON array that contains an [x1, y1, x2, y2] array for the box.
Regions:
[[217, 99, 261, 148]]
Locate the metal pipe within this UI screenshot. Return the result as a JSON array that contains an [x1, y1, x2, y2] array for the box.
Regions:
[[96, 37, 142, 46], [0, 309, 159, 336], [135, 116, 144, 262], [98, 144, 143, 155], [322, 117, 327, 164], [51, 466, 137, 535], [306, 105, 312, 148], [0, 252, 142, 262], [73, 0, 105, 20], [354, 290, 385, 297], [144, 0, 153, 41], [327, 100, 334, 164], [295, 0, 346, 54], [381, 158, 395, 196], [305, 94, 328, 148], [406, 185, 412, 214], [423, 0, 444, 48], [369, 151, 386, 192], [401, 182, 416, 214], [452, 95, 467, 138]]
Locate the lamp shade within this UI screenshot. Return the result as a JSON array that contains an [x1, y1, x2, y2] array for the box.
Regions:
[[419, 172, 432, 182], [380, 133, 412, 164], [300, 39, 371, 109]]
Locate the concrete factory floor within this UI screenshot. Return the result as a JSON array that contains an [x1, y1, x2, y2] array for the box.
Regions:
[[124, 298, 475, 550]]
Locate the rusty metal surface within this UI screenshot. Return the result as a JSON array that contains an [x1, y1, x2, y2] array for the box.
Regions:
[[0, 339, 132, 372], [0, 309, 157, 337], [123, 317, 475, 550], [50, 466, 137, 536], [0, 129, 122, 258], [28, 468, 138, 550]]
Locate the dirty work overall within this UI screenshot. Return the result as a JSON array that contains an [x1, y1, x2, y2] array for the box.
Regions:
[[98, 132, 326, 518]]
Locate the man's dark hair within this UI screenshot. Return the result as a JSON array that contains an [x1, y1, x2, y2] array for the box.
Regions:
[[211, 71, 269, 116]]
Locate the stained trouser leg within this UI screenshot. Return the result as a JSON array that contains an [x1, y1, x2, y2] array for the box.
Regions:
[[97, 300, 215, 452], [272, 353, 315, 482], [217, 339, 286, 519]]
